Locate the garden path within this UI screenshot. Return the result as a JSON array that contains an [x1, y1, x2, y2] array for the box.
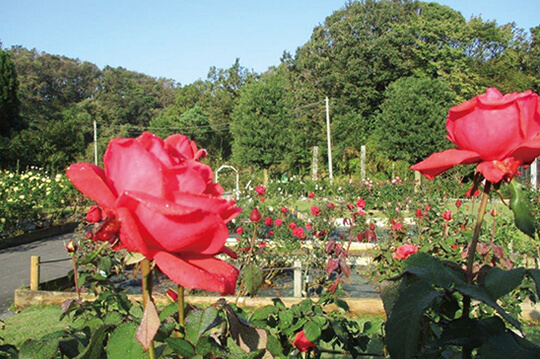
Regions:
[[0, 233, 72, 314]]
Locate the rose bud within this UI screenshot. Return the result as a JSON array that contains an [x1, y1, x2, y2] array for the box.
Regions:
[[86, 205, 103, 223], [249, 208, 262, 223]]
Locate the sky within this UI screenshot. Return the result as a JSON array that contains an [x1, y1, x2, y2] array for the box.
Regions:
[[1, 0, 539, 86]]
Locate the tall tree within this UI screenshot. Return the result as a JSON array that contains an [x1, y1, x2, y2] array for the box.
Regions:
[[374, 76, 456, 164], [231, 71, 292, 171], [0, 49, 21, 137]]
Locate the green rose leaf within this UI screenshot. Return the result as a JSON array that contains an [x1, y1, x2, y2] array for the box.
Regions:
[[243, 265, 264, 296], [107, 322, 144, 359], [166, 337, 196, 357], [385, 280, 442, 359], [185, 307, 220, 345], [478, 266, 526, 300], [303, 321, 322, 342]]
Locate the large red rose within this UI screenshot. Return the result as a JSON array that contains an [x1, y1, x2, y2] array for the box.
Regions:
[[66, 132, 241, 295], [411, 88, 540, 183]]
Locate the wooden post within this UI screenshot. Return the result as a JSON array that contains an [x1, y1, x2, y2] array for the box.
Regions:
[[414, 171, 421, 193], [293, 260, 303, 298], [360, 145, 366, 181], [30, 256, 40, 291], [312, 146, 319, 181]]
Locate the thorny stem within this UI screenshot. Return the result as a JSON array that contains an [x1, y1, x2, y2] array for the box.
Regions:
[[462, 181, 491, 359], [141, 259, 156, 359]]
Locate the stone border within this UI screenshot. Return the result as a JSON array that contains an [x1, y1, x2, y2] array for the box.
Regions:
[[14, 288, 540, 321], [0, 222, 79, 250], [14, 289, 385, 316]]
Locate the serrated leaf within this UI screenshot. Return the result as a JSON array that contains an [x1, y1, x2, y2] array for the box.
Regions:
[[159, 302, 179, 321], [479, 266, 526, 300], [249, 305, 278, 321], [508, 179, 536, 238], [266, 334, 284, 357], [454, 283, 522, 332], [185, 306, 220, 344], [272, 298, 286, 309], [243, 265, 264, 296], [107, 322, 144, 359], [19, 338, 58, 359], [136, 301, 160, 351], [404, 252, 465, 289], [303, 321, 321, 342], [385, 280, 442, 359], [166, 337, 196, 357], [278, 310, 293, 330]]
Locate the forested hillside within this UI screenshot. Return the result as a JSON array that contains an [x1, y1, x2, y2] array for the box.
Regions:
[[1, 0, 539, 178]]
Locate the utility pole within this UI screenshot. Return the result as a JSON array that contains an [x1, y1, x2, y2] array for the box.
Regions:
[[93, 120, 98, 165], [325, 97, 333, 184]]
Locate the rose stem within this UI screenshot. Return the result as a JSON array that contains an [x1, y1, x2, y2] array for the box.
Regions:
[[462, 181, 491, 359], [246, 222, 259, 267], [71, 256, 80, 300], [141, 258, 157, 359], [178, 285, 185, 337]]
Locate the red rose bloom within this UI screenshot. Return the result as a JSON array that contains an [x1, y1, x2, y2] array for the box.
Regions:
[[357, 198, 366, 208], [255, 185, 266, 196], [275, 218, 283, 227], [293, 330, 316, 352], [412, 88, 540, 183], [293, 227, 305, 239], [442, 210, 452, 221], [289, 222, 297, 230], [66, 132, 241, 295], [308, 191, 314, 198], [455, 199, 462, 208], [415, 209, 424, 218], [310, 206, 321, 216], [264, 217, 273, 226], [393, 244, 419, 260], [236, 227, 244, 235]]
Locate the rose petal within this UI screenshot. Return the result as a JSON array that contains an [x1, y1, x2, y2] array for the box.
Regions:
[[103, 138, 165, 199], [120, 192, 228, 254], [116, 207, 151, 256], [411, 149, 481, 179], [137, 132, 177, 168], [153, 251, 238, 295], [171, 192, 242, 222], [66, 163, 117, 210]]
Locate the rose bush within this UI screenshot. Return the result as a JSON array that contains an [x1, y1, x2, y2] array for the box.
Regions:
[[412, 88, 540, 183], [66, 132, 241, 295]]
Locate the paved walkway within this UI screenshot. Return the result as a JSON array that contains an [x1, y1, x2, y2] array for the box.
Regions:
[[0, 233, 73, 313]]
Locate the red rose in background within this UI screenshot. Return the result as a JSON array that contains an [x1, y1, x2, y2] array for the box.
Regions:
[[264, 217, 273, 226], [412, 88, 540, 183], [442, 210, 452, 221], [255, 185, 266, 196], [310, 206, 321, 216], [275, 218, 283, 227], [293, 227, 305, 238], [308, 191, 314, 198], [236, 227, 244, 235], [293, 330, 316, 352], [393, 244, 419, 260], [66, 132, 241, 295]]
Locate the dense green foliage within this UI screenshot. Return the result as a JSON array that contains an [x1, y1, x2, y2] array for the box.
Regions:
[[0, 0, 539, 175]]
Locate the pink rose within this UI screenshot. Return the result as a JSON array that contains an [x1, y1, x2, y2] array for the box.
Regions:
[[412, 88, 540, 183], [66, 132, 241, 295]]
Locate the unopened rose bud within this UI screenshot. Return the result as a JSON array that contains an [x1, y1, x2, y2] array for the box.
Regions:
[[65, 239, 77, 253], [86, 205, 103, 223], [166, 288, 179, 302], [249, 208, 262, 223]]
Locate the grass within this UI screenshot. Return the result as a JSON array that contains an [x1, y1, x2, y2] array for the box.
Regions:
[[1, 305, 69, 347]]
